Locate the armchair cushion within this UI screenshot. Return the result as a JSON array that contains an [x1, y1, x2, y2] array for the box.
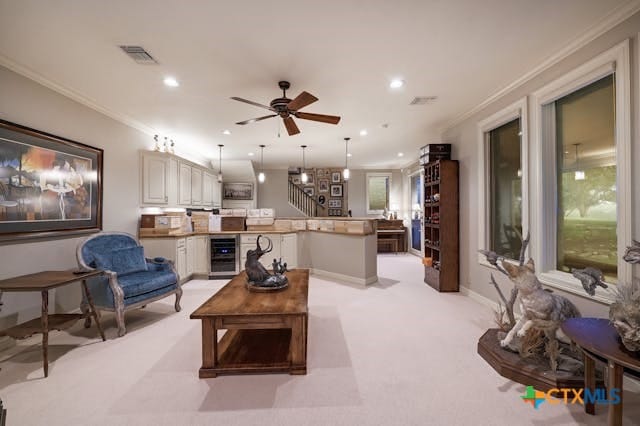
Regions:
[[117, 269, 178, 299], [93, 246, 148, 276]]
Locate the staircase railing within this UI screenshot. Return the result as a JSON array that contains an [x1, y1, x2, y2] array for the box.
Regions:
[[288, 178, 324, 217]]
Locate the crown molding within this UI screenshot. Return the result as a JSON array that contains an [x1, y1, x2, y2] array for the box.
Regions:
[[0, 53, 156, 136], [439, 0, 640, 134]]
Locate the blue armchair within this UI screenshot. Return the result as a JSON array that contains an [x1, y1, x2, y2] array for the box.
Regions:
[[76, 232, 182, 337]]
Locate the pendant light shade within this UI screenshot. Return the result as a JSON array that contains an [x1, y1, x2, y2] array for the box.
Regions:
[[217, 144, 224, 183], [343, 137, 351, 181], [300, 145, 308, 183], [258, 144, 266, 183]]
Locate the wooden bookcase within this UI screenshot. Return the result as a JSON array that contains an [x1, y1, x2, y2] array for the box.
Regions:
[[423, 160, 459, 292]]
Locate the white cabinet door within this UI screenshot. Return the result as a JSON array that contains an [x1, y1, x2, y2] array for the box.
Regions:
[[178, 162, 192, 205], [212, 180, 221, 208], [202, 172, 214, 206], [280, 233, 298, 268], [194, 236, 209, 274], [142, 154, 169, 204], [167, 157, 178, 206], [186, 236, 195, 276], [191, 168, 203, 206], [176, 238, 187, 280]]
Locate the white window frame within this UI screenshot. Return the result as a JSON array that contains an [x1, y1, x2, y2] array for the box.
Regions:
[[366, 172, 392, 214], [477, 97, 529, 267], [530, 40, 631, 303]]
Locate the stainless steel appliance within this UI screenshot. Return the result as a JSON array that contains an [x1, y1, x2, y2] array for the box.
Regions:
[[209, 235, 239, 279]]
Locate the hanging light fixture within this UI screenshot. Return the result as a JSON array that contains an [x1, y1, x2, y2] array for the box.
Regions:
[[573, 143, 585, 180], [343, 137, 351, 181], [217, 144, 224, 183], [300, 145, 308, 184], [258, 144, 266, 183]]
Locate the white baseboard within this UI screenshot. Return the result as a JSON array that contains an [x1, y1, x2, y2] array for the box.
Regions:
[[459, 285, 501, 311], [310, 269, 378, 287]]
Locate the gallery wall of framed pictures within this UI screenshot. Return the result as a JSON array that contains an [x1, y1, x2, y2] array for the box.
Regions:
[[290, 167, 348, 217]]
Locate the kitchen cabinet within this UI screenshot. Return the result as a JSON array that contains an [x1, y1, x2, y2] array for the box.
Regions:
[[141, 154, 169, 204], [281, 233, 298, 268], [178, 162, 192, 205], [186, 236, 196, 276], [212, 180, 221, 208], [194, 235, 210, 274], [202, 171, 214, 206], [191, 168, 203, 206], [176, 238, 187, 281]]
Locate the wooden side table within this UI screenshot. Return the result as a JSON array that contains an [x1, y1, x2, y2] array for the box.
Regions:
[[561, 317, 640, 426], [0, 270, 106, 377]]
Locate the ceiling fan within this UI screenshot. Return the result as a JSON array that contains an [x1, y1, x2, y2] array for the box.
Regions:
[[231, 81, 341, 136]]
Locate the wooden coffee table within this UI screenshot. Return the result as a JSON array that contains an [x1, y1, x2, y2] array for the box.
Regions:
[[190, 269, 309, 378]]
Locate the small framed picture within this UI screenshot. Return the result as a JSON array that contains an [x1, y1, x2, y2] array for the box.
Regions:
[[330, 184, 343, 197], [317, 168, 326, 178], [292, 176, 301, 185], [328, 199, 342, 208], [305, 172, 315, 184], [303, 187, 315, 197], [331, 171, 341, 183], [318, 195, 326, 205], [318, 179, 329, 192]]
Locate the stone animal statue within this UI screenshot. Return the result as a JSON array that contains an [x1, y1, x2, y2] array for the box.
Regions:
[[571, 267, 608, 296], [623, 239, 640, 263], [500, 259, 581, 371], [612, 241, 640, 351], [245, 235, 288, 288]]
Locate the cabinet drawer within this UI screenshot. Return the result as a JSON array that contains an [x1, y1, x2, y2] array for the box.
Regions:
[[176, 238, 186, 248], [240, 234, 259, 244]]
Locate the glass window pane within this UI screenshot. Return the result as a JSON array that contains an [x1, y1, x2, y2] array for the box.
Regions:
[[368, 176, 389, 211], [488, 118, 522, 259], [555, 74, 616, 282]]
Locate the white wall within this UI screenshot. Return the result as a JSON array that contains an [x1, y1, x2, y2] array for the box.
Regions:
[[0, 65, 150, 327], [256, 169, 305, 217], [441, 12, 640, 318]]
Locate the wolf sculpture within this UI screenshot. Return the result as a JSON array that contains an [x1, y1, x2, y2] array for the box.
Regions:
[[499, 259, 581, 370]]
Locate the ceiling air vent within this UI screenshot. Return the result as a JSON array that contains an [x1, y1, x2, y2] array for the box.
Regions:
[[119, 45, 158, 64], [409, 96, 438, 105]]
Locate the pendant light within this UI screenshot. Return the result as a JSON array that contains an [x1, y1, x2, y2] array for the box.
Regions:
[[258, 144, 266, 183], [300, 145, 308, 183], [573, 143, 585, 180], [217, 144, 224, 183], [343, 137, 351, 181]]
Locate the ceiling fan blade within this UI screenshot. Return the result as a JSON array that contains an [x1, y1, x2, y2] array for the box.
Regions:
[[235, 114, 277, 125], [283, 117, 300, 136], [294, 112, 341, 125], [230, 97, 275, 111], [286, 91, 318, 111]]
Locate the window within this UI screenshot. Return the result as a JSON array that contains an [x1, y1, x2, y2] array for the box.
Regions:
[[555, 75, 617, 282], [489, 118, 522, 259], [477, 98, 528, 264], [366, 173, 391, 214], [532, 40, 631, 298]]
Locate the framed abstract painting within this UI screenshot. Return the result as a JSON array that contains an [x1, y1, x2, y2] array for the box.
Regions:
[[0, 119, 103, 241]]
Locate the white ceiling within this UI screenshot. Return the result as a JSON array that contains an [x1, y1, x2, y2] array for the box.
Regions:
[[0, 0, 632, 169]]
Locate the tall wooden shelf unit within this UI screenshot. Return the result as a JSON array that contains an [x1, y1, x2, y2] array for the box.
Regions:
[[423, 160, 459, 292]]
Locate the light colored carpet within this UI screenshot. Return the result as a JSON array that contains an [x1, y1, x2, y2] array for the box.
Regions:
[[1, 254, 638, 425]]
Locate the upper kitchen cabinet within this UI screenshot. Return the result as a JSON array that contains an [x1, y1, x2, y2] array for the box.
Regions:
[[192, 167, 203, 206], [178, 161, 192, 206], [140, 150, 217, 208]]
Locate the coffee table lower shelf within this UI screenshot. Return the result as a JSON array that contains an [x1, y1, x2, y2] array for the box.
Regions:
[[199, 328, 305, 378]]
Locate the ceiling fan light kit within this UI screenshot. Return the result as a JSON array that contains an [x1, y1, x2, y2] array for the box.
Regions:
[[231, 81, 341, 136]]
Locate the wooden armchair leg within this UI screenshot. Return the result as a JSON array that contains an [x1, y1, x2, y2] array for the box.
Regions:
[[175, 287, 183, 312]]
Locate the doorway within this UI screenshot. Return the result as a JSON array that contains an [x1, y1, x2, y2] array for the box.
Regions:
[[409, 171, 424, 256]]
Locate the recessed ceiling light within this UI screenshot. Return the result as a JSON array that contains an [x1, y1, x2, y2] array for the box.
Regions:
[[360, 129, 368, 136], [347, 153, 353, 157], [222, 130, 231, 135], [397, 152, 404, 157], [389, 79, 404, 89], [163, 76, 179, 87], [248, 152, 254, 156]]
